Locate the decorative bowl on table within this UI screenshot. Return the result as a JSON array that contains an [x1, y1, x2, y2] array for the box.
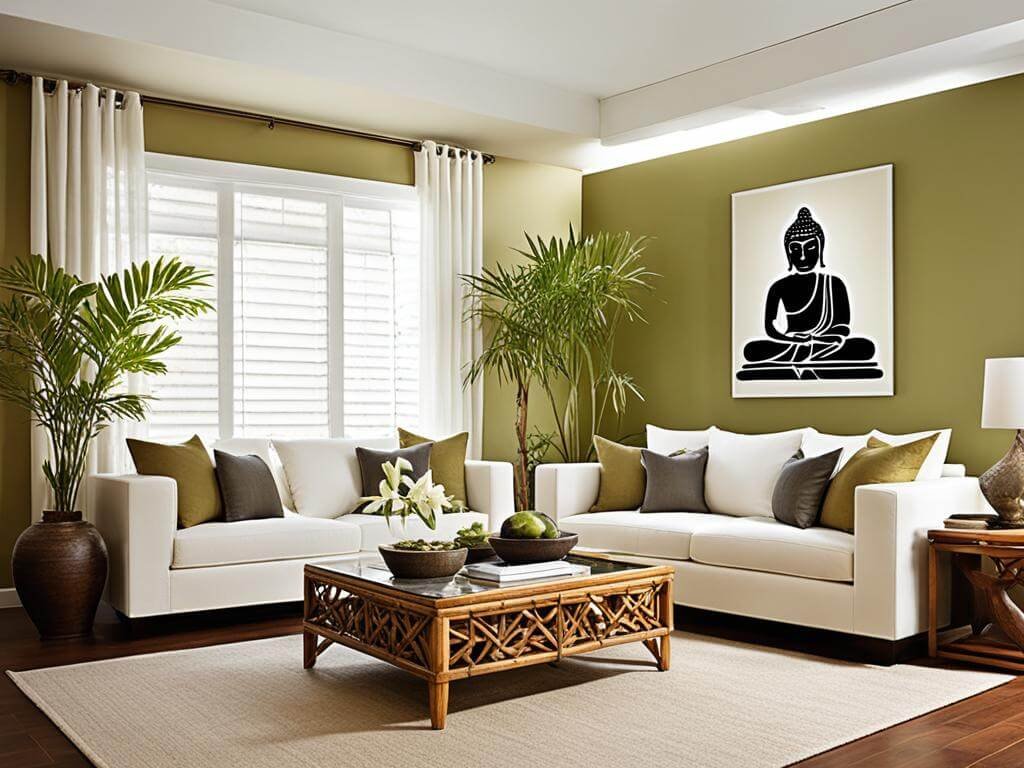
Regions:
[[463, 542, 496, 563], [378, 545, 468, 579], [488, 533, 578, 565]]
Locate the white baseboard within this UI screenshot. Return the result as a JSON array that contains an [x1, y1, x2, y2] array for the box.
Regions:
[[0, 587, 21, 609]]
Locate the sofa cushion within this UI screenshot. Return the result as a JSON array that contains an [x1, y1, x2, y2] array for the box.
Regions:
[[127, 435, 221, 528], [704, 428, 806, 518], [346, 511, 489, 551], [645, 425, 713, 455], [800, 430, 870, 475], [172, 514, 361, 569], [560, 511, 721, 561], [591, 436, 646, 512], [870, 428, 951, 481], [273, 436, 397, 518], [640, 448, 709, 513], [689, 516, 854, 582], [213, 438, 294, 511], [399, 428, 469, 506], [213, 451, 283, 522]]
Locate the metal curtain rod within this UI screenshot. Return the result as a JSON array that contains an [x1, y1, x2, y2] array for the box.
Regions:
[[0, 68, 496, 164]]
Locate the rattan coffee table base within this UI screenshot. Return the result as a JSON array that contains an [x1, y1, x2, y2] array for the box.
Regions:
[[303, 561, 674, 729]]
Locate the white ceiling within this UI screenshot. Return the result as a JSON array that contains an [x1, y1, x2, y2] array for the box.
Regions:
[[2, 0, 1024, 173], [210, 0, 897, 97]]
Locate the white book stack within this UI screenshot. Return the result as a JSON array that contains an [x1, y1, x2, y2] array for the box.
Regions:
[[464, 560, 590, 584]]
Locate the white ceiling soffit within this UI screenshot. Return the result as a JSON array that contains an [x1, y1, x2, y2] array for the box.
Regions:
[[0, 0, 1023, 174]]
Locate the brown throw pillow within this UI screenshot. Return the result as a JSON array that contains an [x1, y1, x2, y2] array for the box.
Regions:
[[355, 443, 432, 513], [398, 428, 468, 506], [819, 434, 939, 532], [591, 435, 645, 512], [214, 450, 283, 522], [127, 435, 221, 528]]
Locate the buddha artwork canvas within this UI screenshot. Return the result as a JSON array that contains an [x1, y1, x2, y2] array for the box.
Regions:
[[732, 165, 893, 398]]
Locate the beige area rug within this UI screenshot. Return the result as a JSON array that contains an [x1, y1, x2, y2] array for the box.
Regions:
[[8, 632, 1011, 768]]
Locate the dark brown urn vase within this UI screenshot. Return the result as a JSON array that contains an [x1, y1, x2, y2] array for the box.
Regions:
[[12, 511, 108, 640]]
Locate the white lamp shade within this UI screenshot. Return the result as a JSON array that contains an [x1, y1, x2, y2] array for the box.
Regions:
[[982, 358, 1024, 429]]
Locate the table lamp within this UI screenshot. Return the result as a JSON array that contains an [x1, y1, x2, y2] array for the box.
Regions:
[[981, 357, 1024, 527]]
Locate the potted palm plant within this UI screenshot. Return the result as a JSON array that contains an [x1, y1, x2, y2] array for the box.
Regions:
[[362, 457, 465, 579], [0, 255, 211, 639], [463, 228, 654, 509]]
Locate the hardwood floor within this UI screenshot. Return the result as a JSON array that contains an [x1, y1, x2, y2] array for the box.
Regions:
[[3, 603, 1024, 767]]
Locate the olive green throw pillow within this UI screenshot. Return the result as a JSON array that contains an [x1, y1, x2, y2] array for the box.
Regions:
[[398, 427, 468, 506], [819, 433, 939, 533], [126, 435, 222, 528], [591, 435, 646, 512]]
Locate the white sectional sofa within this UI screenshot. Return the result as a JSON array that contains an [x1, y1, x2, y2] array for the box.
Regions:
[[91, 437, 515, 618], [535, 426, 985, 660]]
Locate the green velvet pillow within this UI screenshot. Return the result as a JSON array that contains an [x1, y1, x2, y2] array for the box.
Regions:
[[819, 434, 938, 533], [398, 427, 468, 507], [127, 435, 222, 528], [591, 435, 646, 512]]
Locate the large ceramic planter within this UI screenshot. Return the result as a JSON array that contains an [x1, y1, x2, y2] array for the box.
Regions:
[[12, 511, 108, 640], [378, 545, 468, 579]]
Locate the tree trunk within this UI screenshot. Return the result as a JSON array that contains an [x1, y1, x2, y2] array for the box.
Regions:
[[514, 382, 530, 511]]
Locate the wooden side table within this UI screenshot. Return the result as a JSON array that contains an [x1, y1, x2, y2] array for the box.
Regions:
[[928, 528, 1024, 672]]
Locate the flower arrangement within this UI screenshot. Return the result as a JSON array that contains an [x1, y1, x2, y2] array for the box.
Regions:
[[362, 457, 454, 532]]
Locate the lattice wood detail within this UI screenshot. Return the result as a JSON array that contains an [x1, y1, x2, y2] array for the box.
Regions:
[[307, 583, 432, 668], [448, 581, 668, 669]]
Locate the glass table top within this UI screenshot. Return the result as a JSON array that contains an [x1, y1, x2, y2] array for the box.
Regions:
[[311, 555, 649, 599]]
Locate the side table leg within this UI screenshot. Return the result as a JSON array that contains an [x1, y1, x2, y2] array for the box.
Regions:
[[303, 629, 317, 669], [928, 545, 937, 658], [429, 681, 449, 730]]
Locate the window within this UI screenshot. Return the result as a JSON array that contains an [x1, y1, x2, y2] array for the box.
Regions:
[[146, 154, 419, 442]]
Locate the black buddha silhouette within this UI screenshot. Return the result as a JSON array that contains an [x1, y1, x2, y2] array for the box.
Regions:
[[737, 206, 882, 381]]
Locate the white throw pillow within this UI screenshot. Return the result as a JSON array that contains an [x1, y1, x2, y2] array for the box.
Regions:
[[213, 437, 295, 511], [273, 436, 398, 518], [869, 428, 952, 481], [800, 429, 871, 476], [704, 428, 807, 518], [646, 425, 713, 455]]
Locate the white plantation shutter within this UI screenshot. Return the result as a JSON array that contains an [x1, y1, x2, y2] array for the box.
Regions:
[[147, 180, 220, 442], [144, 154, 419, 442], [234, 192, 330, 437], [342, 202, 419, 437]]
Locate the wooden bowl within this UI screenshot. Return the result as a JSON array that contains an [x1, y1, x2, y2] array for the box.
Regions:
[[488, 533, 578, 565], [463, 542, 496, 564], [378, 546, 468, 579]]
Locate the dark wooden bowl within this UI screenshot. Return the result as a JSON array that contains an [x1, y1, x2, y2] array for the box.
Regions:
[[488, 533, 578, 565], [378, 546, 468, 579], [464, 542, 496, 564]]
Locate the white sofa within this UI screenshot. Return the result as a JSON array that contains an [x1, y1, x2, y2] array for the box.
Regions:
[[91, 437, 515, 618], [535, 426, 984, 657]]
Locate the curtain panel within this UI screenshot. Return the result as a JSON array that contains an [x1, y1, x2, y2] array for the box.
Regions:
[[29, 77, 148, 522], [414, 141, 484, 459]]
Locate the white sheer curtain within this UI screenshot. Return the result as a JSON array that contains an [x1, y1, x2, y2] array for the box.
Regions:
[[29, 77, 148, 522], [414, 141, 484, 458]]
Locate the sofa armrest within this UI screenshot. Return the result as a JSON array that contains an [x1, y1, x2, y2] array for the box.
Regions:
[[465, 460, 515, 531], [941, 463, 966, 478], [534, 463, 601, 522], [89, 474, 177, 618], [852, 477, 985, 640]]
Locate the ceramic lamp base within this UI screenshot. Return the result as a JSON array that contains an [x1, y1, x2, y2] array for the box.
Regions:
[[980, 430, 1024, 528]]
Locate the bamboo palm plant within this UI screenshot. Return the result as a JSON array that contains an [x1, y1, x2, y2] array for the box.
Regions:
[[0, 255, 212, 517], [463, 228, 654, 510]]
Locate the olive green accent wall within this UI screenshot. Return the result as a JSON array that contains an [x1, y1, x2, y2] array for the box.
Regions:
[[0, 91, 581, 588], [582, 73, 1024, 476]]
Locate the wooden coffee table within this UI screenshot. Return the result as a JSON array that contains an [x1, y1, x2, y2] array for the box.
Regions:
[[302, 555, 674, 729]]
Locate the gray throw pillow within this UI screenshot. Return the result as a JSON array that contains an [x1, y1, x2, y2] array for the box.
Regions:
[[355, 443, 432, 504], [639, 447, 709, 513], [771, 448, 842, 529], [213, 450, 284, 522]]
